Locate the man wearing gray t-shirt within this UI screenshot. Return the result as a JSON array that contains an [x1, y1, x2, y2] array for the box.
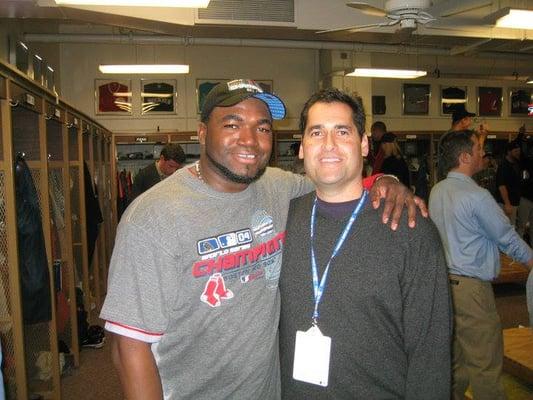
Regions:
[[101, 79, 424, 400]]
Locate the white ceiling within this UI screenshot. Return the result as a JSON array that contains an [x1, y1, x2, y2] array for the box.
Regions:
[[2, 0, 533, 58]]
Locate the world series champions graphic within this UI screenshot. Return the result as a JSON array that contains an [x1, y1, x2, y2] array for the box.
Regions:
[[194, 210, 285, 307]]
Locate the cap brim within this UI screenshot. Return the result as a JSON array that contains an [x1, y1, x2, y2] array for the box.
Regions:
[[253, 93, 286, 120], [214, 91, 286, 120]]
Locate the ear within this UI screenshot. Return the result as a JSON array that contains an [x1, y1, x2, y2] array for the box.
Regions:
[[298, 140, 304, 159], [459, 151, 470, 165], [361, 134, 369, 157], [198, 122, 207, 145]]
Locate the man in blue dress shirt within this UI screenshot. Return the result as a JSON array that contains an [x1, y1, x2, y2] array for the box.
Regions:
[[430, 129, 533, 400]]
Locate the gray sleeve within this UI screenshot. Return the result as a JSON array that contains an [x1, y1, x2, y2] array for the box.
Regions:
[[402, 220, 452, 399], [269, 168, 314, 199], [100, 220, 177, 335]]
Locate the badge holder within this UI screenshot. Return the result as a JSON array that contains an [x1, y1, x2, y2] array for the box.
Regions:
[[292, 325, 331, 387]]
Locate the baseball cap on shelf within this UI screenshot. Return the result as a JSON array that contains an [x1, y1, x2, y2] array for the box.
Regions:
[[452, 108, 476, 124], [200, 79, 286, 122]]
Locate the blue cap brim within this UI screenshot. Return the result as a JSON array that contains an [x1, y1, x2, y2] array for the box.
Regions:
[[253, 93, 286, 120]]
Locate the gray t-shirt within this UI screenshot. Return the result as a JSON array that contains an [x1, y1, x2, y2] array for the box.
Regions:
[[100, 167, 311, 400]]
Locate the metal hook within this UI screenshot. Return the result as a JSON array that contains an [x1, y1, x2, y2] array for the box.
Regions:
[[45, 114, 53, 120], [9, 99, 19, 108]]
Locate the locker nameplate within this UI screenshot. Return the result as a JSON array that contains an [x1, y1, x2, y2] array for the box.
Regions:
[[25, 93, 35, 106]]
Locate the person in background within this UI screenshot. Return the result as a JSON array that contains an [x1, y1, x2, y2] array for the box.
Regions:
[[380, 132, 411, 187], [473, 152, 497, 197], [430, 129, 533, 400], [516, 126, 533, 245], [369, 121, 387, 173], [100, 79, 425, 400], [279, 88, 450, 399], [131, 143, 186, 198], [495, 140, 523, 226], [450, 108, 475, 132]]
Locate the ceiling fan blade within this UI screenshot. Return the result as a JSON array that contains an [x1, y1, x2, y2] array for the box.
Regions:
[[346, 1, 387, 17], [428, 0, 492, 18], [317, 19, 400, 34], [346, 19, 401, 33], [424, 16, 489, 31]]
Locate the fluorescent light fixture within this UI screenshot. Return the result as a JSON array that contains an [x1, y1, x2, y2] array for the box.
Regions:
[[527, 78, 533, 84], [34, 54, 43, 61], [19, 41, 28, 50], [99, 64, 189, 74], [141, 92, 174, 98], [495, 8, 533, 29], [346, 68, 427, 79], [55, 0, 210, 7], [47, 66, 54, 72], [441, 98, 467, 104]]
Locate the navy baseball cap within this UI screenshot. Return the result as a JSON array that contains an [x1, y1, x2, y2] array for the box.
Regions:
[[452, 108, 475, 124], [200, 79, 286, 122]]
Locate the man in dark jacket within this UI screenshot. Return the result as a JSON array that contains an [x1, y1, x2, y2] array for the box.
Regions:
[[132, 143, 186, 198]]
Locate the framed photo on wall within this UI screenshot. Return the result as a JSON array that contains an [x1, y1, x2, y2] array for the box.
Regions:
[[95, 79, 132, 115], [141, 79, 177, 115], [403, 83, 430, 115], [478, 87, 502, 117], [196, 79, 228, 114], [509, 87, 532, 116], [441, 86, 467, 115], [372, 95, 386, 115]]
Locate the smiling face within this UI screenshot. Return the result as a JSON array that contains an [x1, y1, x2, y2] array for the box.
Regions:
[[198, 97, 273, 192], [299, 101, 368, 202]]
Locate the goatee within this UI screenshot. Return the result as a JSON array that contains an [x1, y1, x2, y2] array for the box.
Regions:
[[206, 151, 267, 185]]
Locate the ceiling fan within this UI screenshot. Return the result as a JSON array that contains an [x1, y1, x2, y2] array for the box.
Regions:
[[318, 0, 492, 36]]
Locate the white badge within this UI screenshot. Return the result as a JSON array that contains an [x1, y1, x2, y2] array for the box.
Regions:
[[292, 325, 331, 387]]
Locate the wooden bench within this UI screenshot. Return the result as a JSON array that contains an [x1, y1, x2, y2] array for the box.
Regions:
[[503, 327, 533, 384], [493, 254, 530, 284]]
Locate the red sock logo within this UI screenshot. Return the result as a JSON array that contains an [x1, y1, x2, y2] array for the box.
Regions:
[[200, 273, 233, 307]]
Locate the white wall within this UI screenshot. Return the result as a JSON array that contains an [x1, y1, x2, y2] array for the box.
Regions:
[[371, 76, 530, 133], [322, 50, 531, 133], [59, 42, 319, 133]]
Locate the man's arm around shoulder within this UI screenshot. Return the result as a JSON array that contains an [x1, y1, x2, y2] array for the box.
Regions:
[[112, 333, 163, 400]]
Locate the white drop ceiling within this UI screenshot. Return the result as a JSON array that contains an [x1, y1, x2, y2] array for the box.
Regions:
[[1, 0, 533, 59]]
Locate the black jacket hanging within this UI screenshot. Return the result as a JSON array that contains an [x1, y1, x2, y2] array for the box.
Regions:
[[15, 155, 52, 324], [84, 162, 103, 267]]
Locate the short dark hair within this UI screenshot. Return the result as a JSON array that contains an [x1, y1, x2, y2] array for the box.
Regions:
[[160, 143, 186, 164], [437, 129, 476, 178], [299, 88, 366, 137], [371, 121, 387, 133]]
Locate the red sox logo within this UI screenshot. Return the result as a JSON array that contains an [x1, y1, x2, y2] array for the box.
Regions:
[[200, 273, 234, 307]]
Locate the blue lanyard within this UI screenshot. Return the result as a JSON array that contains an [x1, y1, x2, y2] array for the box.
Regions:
[[310, 190, 368, 325]]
